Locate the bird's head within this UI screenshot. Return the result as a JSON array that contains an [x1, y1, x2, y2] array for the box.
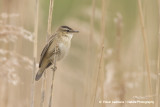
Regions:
[[56, 26, 79, 39]]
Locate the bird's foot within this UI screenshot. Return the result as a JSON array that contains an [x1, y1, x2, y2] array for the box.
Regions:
[[51, 66, 57, 72], [53, 47, 60, 55]]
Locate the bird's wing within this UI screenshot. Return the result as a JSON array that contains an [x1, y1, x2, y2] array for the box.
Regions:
[[39, 34, 56, 67]]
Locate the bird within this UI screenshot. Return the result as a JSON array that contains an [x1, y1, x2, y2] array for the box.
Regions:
[[35, 25, 79, 81]]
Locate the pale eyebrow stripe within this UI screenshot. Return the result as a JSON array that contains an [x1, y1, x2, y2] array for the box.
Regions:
[[61, 26, 72, 30]]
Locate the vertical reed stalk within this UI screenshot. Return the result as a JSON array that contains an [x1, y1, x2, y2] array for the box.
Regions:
[[115, 13, 125, 107], [92, 0, 106, 107], [99, 0, 106, 107], [31, 0, 39, 107], [47, 0, 55, 107], [92, 47, 104, 107], [156, 0, 160, 107], [2, 1, 10, 107], [40, 0, 55, 107], [48, 49, 57, 107], [156, 37, 160, 107], [115, 14, 122, 63], [47, 0, 54, 38], [40, 76, 46, 107], [137, 0, 152, 95]]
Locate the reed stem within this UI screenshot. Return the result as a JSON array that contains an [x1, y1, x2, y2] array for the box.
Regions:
[[41, 0, 55, 107], [92, 0, 106, 106], [137, 0, 152, 95], [156, 0, 160, 106], [31, 0, 39, 107]]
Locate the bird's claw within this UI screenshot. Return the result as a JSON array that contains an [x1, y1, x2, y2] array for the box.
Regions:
[[51, 66, 57, 71], [53, 48, 60, 55]]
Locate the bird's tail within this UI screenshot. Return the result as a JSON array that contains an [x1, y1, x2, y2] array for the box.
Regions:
[[35, 68, 45, 81]]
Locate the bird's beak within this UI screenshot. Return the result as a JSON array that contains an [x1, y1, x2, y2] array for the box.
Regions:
[[69, 30, 79, 33]]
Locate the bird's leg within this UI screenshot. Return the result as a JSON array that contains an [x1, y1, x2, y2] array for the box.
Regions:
[[49, 58, 57, 71], [51, 66, 57, 71], [50, 63, 57, 72], [50, 47, 58, 72], [52, 46, 60, 55]]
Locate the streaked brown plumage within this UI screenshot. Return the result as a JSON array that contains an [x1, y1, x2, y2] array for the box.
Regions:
[[35, 26, 79, 81]]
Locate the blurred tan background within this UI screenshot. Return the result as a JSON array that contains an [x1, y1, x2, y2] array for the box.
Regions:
[[0, 0, 159, 107]]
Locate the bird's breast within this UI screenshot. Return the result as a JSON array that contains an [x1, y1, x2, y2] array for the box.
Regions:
[[57, 41, 71, 60]]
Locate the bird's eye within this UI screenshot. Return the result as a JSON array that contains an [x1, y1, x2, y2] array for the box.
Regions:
[[66, 30, 69, 32]]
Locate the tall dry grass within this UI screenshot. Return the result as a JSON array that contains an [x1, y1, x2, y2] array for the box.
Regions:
[[47, 0, 55, 107], [156, 0, 160, 107], [91, 0, 106, 107], [138, 0, 152, 95], [40, 0, 55, 107], [30, 0, 39, 107], [84, 0, 95, 106]]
